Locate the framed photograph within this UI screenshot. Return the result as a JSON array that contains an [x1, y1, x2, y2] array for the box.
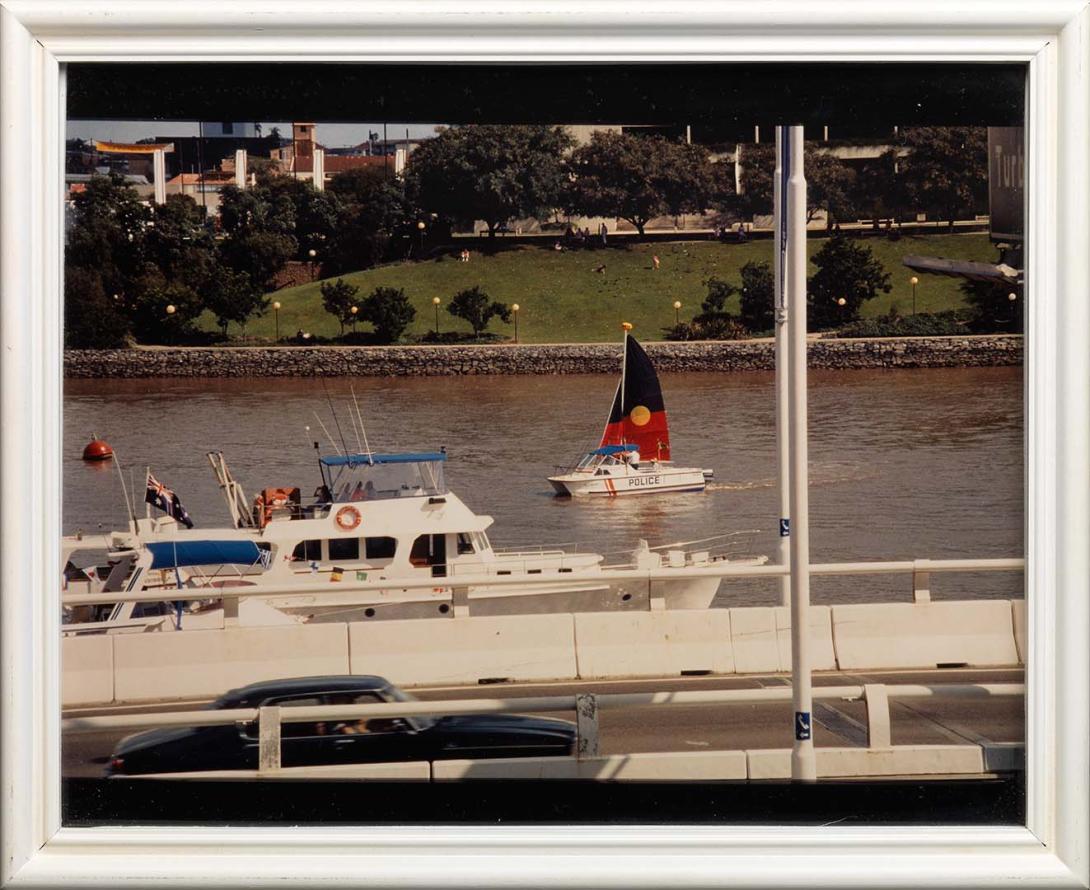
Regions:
[[2, 1, 1088, 886]]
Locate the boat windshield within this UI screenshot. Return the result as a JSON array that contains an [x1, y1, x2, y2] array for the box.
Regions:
[[322, 458, 447, 502]]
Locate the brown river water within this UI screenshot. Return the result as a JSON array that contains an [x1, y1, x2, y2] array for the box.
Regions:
[[63, 366, 1023, 606]]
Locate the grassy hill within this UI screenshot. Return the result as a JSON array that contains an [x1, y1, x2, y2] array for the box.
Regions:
[[217, 233, 997, 343]]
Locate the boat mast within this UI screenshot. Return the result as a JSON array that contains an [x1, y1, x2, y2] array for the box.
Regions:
[[619, 321, 632, 440]]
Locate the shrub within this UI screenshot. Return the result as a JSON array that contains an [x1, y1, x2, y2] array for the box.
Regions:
[[738, 261, 775, 333], [320, 278, 361, 336], [808, 235, 892, 330], [835, 310, 967, 338], [447, 286, 511, 338], [359, 286, 416, 344]]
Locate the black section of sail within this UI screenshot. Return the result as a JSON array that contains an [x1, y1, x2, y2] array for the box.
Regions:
[[607, 336, 666, 423]]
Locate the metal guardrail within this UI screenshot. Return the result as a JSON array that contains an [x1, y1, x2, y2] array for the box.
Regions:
[[62, 682, 1024, 774], [60, 556, 1025, 609]]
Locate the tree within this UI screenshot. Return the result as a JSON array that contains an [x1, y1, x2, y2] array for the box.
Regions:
[[320, 278, 360, 335], [567, 132, 714, 236], [66, 172, 151, 301], [896, 127, 987, 228], [447, 286, 511, 338], [738, 261, 775, 332], [63, 267, 129, 348], [405, 125, 573, 237], [733, 142, 855, 227], [325, 168, 412, 275], [359, 286, 416, 343], [961, 278, 1022, 333], [807, 236, 892, 330], [204, 266, 268, 337], [218, 230, 297, 293], [806, 151, 857, 230]]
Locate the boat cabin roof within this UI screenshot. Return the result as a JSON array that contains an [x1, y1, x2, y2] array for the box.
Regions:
[[319, 452, 446, 468], [591, 444, 638, 456]]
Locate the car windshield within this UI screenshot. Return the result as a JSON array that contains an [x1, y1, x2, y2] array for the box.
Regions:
[[383, 684, 437, 731]]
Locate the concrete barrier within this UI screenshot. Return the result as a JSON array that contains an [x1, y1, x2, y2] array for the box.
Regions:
[[1011, 599, 1027, 664], [728, 606, 836, 674], [113, 624, 351, 702], [573, 610, 734, 679], [62, 635, 114, 706], [746, 744, 985, 779], [135, 762, 431, 780], [348, 614, 577, 686], [433, 751, 748, 781], [830, 600, 1019, 670]]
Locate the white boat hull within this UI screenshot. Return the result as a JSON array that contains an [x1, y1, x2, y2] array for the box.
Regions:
[[548, 465, 707, 497]]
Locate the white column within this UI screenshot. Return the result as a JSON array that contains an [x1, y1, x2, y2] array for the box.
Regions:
[[312, 148, 325, 190], [774, 128, 791, 609], [234, 149, 247, 189], [152, 149, 166, 205], [786, 124, 816, 783]]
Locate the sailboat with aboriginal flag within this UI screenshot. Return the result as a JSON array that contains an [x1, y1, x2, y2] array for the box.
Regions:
[[548, 324, 713, 497]]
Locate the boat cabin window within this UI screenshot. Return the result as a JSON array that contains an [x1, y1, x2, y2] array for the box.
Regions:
[[409, 534, 447, 577], [364, 537, 397, 560], [456, 533, 475, 555], [324, 459, 447, 503], [328, 537, 360, 561], [292, 539, 321, 562]]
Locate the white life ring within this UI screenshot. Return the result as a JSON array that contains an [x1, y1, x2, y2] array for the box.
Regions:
[[334, 505, 362, 532]]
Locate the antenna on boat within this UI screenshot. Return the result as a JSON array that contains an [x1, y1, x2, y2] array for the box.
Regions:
[[321, 379, 351, 456], [349, 384, 374, 464], [112, 452, 136, 527], [312, 411, 343, 455], [344, 392, 364, 453]]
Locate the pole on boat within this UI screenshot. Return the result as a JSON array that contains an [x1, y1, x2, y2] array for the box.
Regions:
[[785, 125, 817, 783], [774, 128, 791, 610], [620, 322, 632, 429]]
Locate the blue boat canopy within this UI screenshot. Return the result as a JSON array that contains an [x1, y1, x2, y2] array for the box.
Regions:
[[590, 444, 639, 456], [319, 452, 447, 468], [148, 540, 267, 570]]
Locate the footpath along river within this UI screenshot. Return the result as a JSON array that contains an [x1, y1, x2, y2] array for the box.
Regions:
[[63, 365, 1023, 606]]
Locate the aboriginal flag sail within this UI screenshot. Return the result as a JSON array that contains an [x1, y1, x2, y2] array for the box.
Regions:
[[600, 333, 671, 461]]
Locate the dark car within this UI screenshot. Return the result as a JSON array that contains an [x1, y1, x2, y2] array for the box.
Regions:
[[105, 675, 576, 776]]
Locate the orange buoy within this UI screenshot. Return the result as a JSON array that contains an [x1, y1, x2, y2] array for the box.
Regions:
[[82, 435, 113, 462]]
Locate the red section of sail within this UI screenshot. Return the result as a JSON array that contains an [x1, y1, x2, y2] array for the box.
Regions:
[[601, 411, 671, 462]]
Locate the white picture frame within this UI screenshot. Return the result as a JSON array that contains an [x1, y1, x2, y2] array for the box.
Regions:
[[2, 1, 1087, 886]]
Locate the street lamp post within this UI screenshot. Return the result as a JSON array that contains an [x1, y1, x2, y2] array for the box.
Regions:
[[272, 301, 281, 342], [350, 305, 358, 337], [512, 303, 520, 343], [308, 248, 317, 281], [1008, 292, 1018, 328], [432, 297, 441, 336], [673, 300, 682, 326], [417, 220, 426, 254], [910, 276, 919, 315], [165, 304, 176, 317]]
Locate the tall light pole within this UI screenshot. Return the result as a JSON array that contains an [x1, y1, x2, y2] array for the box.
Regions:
[[511, 303, 520, 343], [417, 220, 426, 255], [308, 248, 317, 281], [784, 124, 816, 783], [432, 296, 441, 336], [673, 300, 682, 325], [350, 305, 358, 337], [910, 276, 919, 315], [272, 301, 281, 342]]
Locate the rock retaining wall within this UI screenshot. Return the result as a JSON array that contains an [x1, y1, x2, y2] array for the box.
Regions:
[[64, 336, 1022, 378]]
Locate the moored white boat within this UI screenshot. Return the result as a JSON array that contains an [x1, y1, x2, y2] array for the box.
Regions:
[[548, 325, 713, 497], [62, 448, 763, 633]]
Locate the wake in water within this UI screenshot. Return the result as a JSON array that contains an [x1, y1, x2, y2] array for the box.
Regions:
[[705, 461, 879, 492]]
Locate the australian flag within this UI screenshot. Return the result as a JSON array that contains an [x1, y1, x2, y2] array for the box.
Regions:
[[145, 472, 194, 528]]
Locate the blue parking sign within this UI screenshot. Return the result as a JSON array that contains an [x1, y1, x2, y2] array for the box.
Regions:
[[795, 711, 811, 740], [780, 518, 790, 537]]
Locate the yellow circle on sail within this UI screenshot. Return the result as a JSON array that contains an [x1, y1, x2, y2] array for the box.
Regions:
[[630, 405, 651, 426]]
